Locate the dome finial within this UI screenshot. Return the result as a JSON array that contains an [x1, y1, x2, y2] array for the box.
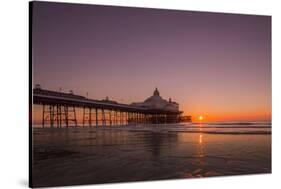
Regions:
[[153, 87, 160, 96]]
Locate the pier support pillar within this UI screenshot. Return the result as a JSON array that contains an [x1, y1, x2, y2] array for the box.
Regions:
[[42, 104, 45, 128], [95, 108, 98, 127], [109, 110, 112, 126], [102, 108, 106, 126]]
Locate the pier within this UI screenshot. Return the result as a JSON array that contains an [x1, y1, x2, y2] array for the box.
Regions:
[[33, 86, 183, 128]]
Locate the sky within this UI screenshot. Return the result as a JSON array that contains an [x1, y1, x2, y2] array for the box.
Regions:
[[32, 2, 271, 122]]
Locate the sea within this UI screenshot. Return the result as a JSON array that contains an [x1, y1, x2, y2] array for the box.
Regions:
[[31, 122, 271, 187]]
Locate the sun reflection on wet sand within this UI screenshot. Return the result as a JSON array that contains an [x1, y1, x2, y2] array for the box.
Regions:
[[199, 134, 203, 144], [198, 134, 205, 158]]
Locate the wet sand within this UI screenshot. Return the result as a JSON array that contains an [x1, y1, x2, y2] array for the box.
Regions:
[[31, 125, 271, 187]]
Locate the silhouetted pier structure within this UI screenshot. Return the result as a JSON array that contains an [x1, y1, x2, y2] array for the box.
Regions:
[[33, 87, 183, 128]]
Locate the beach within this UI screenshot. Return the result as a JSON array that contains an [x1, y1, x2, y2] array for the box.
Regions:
[[32, 123, 271, 187]]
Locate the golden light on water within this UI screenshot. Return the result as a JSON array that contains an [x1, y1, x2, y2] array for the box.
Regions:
[[199, 134, 203, 144], [198, 134, 204, 158]]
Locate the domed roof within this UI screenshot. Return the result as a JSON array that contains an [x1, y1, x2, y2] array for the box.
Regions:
[[144, 88, 164, 103], [143, 97, 167, 109]]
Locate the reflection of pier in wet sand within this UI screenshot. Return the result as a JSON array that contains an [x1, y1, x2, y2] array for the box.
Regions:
[[32, 125, 271, 187]]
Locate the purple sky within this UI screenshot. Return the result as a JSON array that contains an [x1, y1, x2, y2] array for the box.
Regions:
[[32, 2, 271, 121]]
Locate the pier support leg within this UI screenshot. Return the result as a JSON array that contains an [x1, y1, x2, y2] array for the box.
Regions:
[[58, 105, 62, 128], [95, 108, 98, 127], [82, 106, 85, 127], [56, 105, 61, 128], [73, 106, 77, 127], [102, 109, 105, 126], [120, 111, 123, 126], [64, 106, 68, 128], [50, 105, 54, 128], [126, 112, 129, 125], [42, 104, 45, 128], [56, 105, 59, 128], [114, 110, 117, 126], [89, 108, 92, 127], [109, 110, 112, 126]]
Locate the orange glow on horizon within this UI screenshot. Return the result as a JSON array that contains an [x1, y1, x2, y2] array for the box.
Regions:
[[189, 111, 271, 122]]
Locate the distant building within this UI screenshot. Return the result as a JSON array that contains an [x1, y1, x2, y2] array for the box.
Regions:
[[131, 88, 179, 112], [130, 88, 183, 123]]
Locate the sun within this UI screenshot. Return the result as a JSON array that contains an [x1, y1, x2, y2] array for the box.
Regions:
[[198, 116, 204, 121]]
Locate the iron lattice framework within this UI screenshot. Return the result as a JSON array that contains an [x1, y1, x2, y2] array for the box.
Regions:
[[33, 88, 183, 128]]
